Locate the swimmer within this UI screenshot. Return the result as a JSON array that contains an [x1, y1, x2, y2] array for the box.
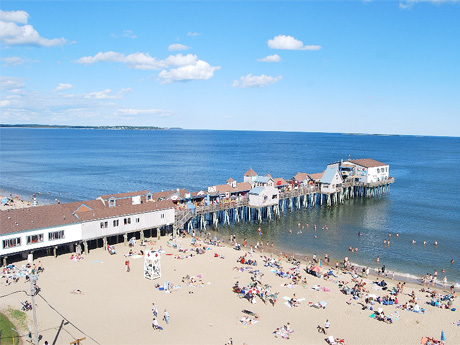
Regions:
[[423, 241, 427, 246], [358, 231, 362, 236], [451, 259, 454, 264], [384, 239, 387, 245], [354, 247, 359, 252], [314, 235, 318, 239], [412, 240, 416, 244], [289, 229, 292, 234], [387, 240, 390, 246], [396, 233, 399, 237], [434, 240, 438, 246], [388, 233, 392, 237], [376, 256, 380, 263]]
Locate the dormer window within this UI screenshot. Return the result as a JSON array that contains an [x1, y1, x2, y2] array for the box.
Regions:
[[108, 197, 116, 207]]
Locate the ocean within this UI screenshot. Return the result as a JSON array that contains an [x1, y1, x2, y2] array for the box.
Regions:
[[1, 128, 459, 285]]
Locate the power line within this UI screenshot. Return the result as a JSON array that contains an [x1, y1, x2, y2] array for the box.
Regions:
[[36, 294, 101, 345], [1, 289, 100, 344]]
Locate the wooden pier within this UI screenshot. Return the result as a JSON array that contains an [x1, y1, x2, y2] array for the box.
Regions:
[[173, 177, 394, 235]]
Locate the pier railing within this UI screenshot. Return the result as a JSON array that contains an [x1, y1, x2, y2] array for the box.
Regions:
[[279, 186, 318, 200], [342, 176, 395, 188], [195, 199, 249, 214]]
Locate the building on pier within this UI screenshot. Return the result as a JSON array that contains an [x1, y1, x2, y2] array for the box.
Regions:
[[319, 167, 343, 194]]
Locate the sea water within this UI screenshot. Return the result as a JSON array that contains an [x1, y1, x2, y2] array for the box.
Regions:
[[0, 128, 459, 284]]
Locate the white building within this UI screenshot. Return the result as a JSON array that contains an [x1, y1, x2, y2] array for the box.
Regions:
[[346, 159, 390, 183], [319, 167, 343, 193], [248, 185, 279, 207], [0, 190, 176, 262]]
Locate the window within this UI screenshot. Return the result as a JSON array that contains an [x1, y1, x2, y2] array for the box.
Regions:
[[49, 230, 65, 241], [100, 221, 108, 229], [113, 219, 119, 227], [377, 168, 380, 173], [136, 218, 140, 223], [3, 237, 21, 249], [124, 217, 131, 225], [27, 234, 44, 245], [161, 213, 165, 219]]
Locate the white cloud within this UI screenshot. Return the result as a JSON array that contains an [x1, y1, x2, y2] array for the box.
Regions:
[[399, 0, 458, 8], [0, 10, 29, 24], [115, 108, 172, 117], [257, 54, 281, 63], [0, 99, 12, 107], [83, 88, 131, 100], [168, 43, 190, 51], [0, 76, 25, 91], [54, 83, 74, 92], [268, 35, 321, 51], [122, 30, 137, 39], [77, 51, 165, 70], [0, 10, 67, 47], [158, 60, 221, 84], [1, 56, 25, 66], [232, 74, 282, 88], [187, 32, 200, 37], [77, 51, 220, 83]]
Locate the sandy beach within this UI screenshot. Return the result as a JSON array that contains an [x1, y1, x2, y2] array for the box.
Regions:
[[1, 233, 459, 345], [0, 193, 34, 211]]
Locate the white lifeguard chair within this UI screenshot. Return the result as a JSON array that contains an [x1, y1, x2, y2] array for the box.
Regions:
[[144, 250, 161, 280]]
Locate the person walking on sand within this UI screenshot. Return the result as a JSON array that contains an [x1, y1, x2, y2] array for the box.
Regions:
[[163, 309, 170, 324], [125, 259, 130, 272], [152, 303, 158, 317], [324, 319, 330, 335]]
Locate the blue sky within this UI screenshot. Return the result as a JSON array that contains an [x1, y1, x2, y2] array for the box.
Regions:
[[1, 1, 459, 136]]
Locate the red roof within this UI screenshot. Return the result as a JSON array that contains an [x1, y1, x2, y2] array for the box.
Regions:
[[273, 177, 288, 186], [309, 171, 325, 181], [243, 168, 257, 177], [294, 172, 308, 182], [348, 159, 387, 168]]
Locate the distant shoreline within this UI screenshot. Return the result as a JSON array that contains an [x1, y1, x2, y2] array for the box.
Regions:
[[0, 124, 182, 131]]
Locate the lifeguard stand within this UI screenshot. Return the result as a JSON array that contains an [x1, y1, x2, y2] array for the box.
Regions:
[[144, 250, 161, 280]]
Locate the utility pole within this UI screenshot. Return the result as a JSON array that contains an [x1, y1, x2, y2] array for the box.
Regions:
[[30, 274, 39, 345], [70, 337, 86, 345]]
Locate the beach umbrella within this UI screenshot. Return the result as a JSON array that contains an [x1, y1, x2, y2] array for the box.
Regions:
[[441, 330, 445, 341], [312, 266, 321, 272]]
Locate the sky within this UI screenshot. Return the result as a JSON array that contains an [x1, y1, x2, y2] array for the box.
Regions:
[[0, 0, 459, 136]]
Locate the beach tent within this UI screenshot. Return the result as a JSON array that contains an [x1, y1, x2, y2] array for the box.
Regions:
[[144, 250, 161, 280]]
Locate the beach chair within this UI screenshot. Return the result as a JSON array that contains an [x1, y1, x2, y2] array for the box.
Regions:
[[326, 335, 337, 344]]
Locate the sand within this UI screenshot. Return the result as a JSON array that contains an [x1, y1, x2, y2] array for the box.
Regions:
[[1, 234, 459, 345], [0, 194, 35, 211]]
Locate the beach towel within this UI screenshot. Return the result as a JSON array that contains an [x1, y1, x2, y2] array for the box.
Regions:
[[284, 301, 292, 308], [321, 287, 331, 292], [388, 313, 400, 321]]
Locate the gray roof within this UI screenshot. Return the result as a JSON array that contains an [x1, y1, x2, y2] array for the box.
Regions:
[[254, 176, 270, 184], [249, 187, 265, 195], [320, 167, 339, 184]]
